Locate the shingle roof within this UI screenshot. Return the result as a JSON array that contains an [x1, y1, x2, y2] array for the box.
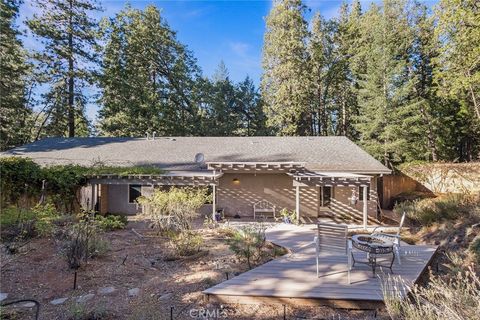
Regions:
[[1, 136, 391, 174]]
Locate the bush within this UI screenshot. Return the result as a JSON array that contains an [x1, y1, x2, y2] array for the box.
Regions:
[[168, 230, 204, 256], [228, 224, 267, 269], [395, 193, 480, 226], [32, 202, 59, 236], [62, 219, 109, 269], [138, 187, 210, 233], [0, 202, 59, 242], [0, 157, 42, 206], [95, 215, 128, 231], [383, 263, 480, 320], [277, 208, 298, 224]]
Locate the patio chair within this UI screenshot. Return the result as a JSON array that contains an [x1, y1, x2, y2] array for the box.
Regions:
[[370, 211, 406, 265], [314, 223, 352, 284]]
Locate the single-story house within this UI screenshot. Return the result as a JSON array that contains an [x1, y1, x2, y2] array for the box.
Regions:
[[2, 136, 391, 226]]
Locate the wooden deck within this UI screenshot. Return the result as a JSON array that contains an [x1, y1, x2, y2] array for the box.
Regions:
[[204, 224, 438, 309]]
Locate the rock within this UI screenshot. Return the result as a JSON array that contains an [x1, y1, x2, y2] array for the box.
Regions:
[[97, 286, 116, 295], [159, 293, 172, 301], [128, 288, 140, 297], [21, 302, 36, 308], [76, 293, 95, 303], [0, 293, 7, 302], [50, 298, 68, 305]]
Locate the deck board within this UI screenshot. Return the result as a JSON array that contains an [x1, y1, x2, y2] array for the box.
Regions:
[[204, 224, 437, 309]]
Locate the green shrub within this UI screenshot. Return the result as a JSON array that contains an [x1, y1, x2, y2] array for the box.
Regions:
[[277, 208, 298, 224], [68, 301, 110, 320], [0, 157, 42, 205], [168, 230, 204, 256], [0, 202, 60, 241], [32, 202, 59, 236], [95, 214, 128, 231], [0, 206, 36, 228], [137, 187, 210, 233], [228, 224, 266, 269]]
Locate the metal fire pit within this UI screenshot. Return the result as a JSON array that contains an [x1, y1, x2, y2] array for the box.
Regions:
[[351, 235, 395, 276]]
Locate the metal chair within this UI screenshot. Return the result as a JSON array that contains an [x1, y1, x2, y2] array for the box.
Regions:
[[313, 223, 352, 284], [370, 211, 406, 265]]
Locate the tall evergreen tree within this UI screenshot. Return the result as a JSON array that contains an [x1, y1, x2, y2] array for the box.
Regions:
[[0, 0, 31, 150], [98, 5, 201, 137], [27, 0, 100, 137], [434, 0, 480, 121], [261, 0, 310, 135], [200, 62, 240, 136], [354, 0, 414, 167], [433, 0, 480, 159], [308, 12, 335, 136], [332, 1, 361, 138], [236, 76, 268, 136]]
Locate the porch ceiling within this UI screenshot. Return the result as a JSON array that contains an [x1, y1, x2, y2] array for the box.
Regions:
[[290, 171, 372, 187], [87, 171, 223, 186]]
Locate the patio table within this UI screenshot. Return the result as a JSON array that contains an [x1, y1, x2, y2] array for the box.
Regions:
[[351, 235, 395, 276]]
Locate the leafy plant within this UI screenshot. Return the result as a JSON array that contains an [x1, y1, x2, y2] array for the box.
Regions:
[[137, 187, 210, 233], [277, 208, 298, 224], [228, 224, 267, 269], [0, 157, 42, 206], [168, 230, 204, 257], [95, 214, 128, 231], [31, 201, 59, 236]]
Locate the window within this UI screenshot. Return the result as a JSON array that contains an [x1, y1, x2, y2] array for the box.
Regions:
[[320, 186, 332, 207], [129, 185, 142, 203], [359, 186, 370, 201]]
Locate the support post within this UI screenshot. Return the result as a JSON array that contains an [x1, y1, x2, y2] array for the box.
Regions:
[[363, 185, 368, 230], [91, 183, 95, 211], [212, 184, 216, 219], [295, 185, 300, 223]]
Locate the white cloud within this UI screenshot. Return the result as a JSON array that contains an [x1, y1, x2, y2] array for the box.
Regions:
[[229, 41, 250, 57]]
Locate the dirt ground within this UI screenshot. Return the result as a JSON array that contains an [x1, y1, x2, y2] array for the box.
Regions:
[[0, 220, 387, 320]]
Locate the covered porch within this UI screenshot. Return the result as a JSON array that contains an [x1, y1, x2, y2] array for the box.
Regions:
[[84, 171, 223, 215], [289, 171, 375, 229]]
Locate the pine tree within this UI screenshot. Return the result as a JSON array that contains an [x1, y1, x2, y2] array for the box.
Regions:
[[236, 76, 268, 136], [98, 5, 202, 137], [434, 0, 480, 121], [354, 0, 414, 167], [27, 0, 100, 138], [403, 3, 441, 161], [201, 62, 240, 136], [332, 1, 360, 138], [0, 0, 31, 150], [308, 12, 334, 136], [261, 0, 310, 135]]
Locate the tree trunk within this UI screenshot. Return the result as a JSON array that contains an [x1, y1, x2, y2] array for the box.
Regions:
[[67, 0, 75, 137]]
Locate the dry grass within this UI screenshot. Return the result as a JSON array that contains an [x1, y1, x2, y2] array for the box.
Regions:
[[383, 259, 480, 320]]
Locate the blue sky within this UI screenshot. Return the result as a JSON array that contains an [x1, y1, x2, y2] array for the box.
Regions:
[[18, 0, 436, 121]]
